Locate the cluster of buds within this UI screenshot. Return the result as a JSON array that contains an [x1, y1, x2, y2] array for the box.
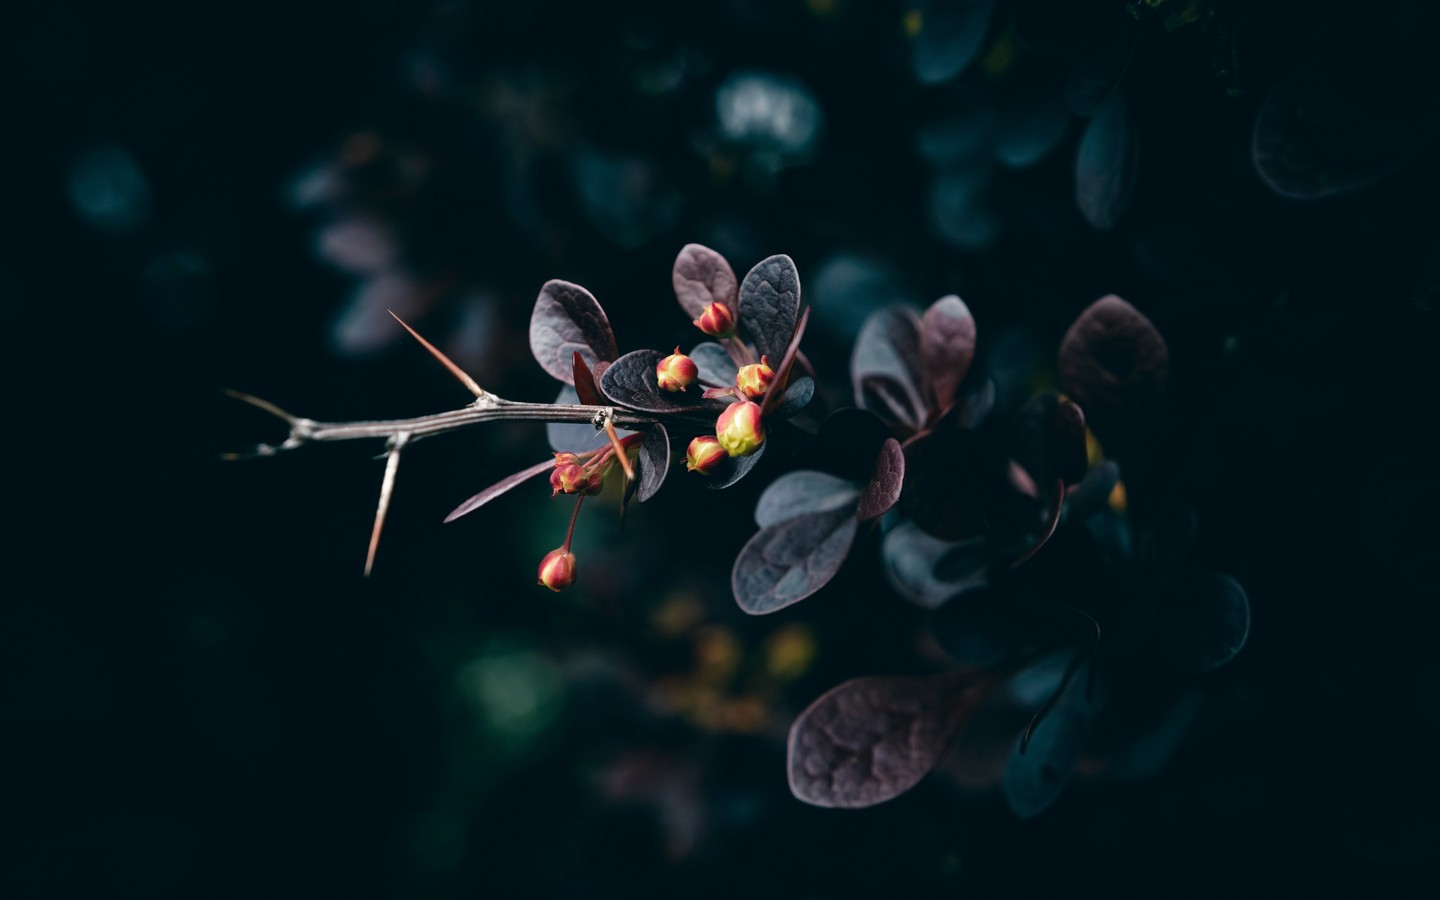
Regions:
[[550, 452, 605, 496], [537, 434, 644, 591]]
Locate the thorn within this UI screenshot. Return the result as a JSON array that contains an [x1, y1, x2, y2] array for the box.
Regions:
[[224, 389, 298, 424], [602, 412, 635, 484], [365, 432, 411, 577], [387, 310, 485, 398]]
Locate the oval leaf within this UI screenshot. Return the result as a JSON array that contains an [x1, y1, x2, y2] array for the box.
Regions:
[[732, 507, 858, 615], [688, 341, 739, 387], [701, 438, 767, 490], [852, 306, 926, 433], [857, 438, 905, 522], [920, 295, 977, 416], [571, 351, 603, 406], [911, 0, 996, 86], [755, 470, 861, 527], [636, 423, 670, 503], [1074, 91, 1137, 230], [787, 670, 990, 808], [738, 254, 801, 363], [1057, 295, 1169, 444], [770, 375, 815, 420], [600, 348, 727, 414], [443, 459, 554, 523], [529, 280, 619, 384], [882, 521, 987, 610], [672, 244, 738, 319], [1003, 705, 1087, 818]]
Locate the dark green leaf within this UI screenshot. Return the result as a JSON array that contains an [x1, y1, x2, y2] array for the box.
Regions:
[[1074, 92, 1137, 230]]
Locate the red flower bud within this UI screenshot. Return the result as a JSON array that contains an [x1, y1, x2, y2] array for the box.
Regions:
[[550, 462, 589, 495], [693, 301, 737, 338], [537, 548, 577, 591], [685, 435, 727, 474], [656, 347, 699, 392], [735, 355, 775, 399], [715, 400, 765, 457]]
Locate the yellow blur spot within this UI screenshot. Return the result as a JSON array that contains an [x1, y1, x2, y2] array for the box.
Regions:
[[902, 9, 923, 38], [720, 696, 769, 734], [763, 623, 818, 681], [1085, 428, 1105, 466], [694, 626, 741, 683], [652, 591, 704, 637], [980, 26, 1019, 78], [1108, 479, 1128, 514], [806, 0, 839, 17]]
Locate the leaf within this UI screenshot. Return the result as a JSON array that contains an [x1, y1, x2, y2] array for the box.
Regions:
[[443, 459, 554, 524], [688, 341, 738, 387], [852, 306, 926, 433], [636, 423, 670, 503], [919, 295, 977, 416], [547, 386, 604, 453], [672, 243, 738, 320], [571, 351, 603, 405], [994, 96, 1069, 169], [732, 507, 859, 615], [1057, 295, 1169, 445], [857, 438, 905, 522], [911, 0, 997, 86], [701, 438, 767, 490], [770, 376, 815, 420], [1064, 459, 1121, 523], [882, 521, 987, 610], [529, 279, 619, 384], [738, 254, 801, 364], [1013, 392, 1088, 487], [754, 471, 861, 527], [1003, 704, 1087, 818], [787, 670, 991, 808], [1074, 91, 1137, 231], [760, 306, 811, 417], [599, 348, 727, 414], [1150, 571, 1250, 675]]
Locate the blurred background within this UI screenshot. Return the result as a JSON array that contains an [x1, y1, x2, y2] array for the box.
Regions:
[[23, 0, 1439, 896]]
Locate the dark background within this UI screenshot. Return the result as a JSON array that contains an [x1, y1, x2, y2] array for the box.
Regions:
[[23, 0, 1437, 897]]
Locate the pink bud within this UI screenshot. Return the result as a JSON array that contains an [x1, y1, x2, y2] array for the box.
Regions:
[[685, 435, 727, 474], [656, 346, 699, 392], [550, 462, 589, 495], [715, 400, 765, 457], [693, 302, 737, 338], [735, 355, 775, 399], [537, 548, 577, 591]]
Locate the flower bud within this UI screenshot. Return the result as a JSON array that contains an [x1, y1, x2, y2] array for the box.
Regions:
[[735, 355, 775, 399], [715, 400, 765, 457], [685, 435, 727, 474], [537, 548, 577, 591], [693, 302, 736, 338], [656, 347, 699, 392], [550, 462, 589, 496]]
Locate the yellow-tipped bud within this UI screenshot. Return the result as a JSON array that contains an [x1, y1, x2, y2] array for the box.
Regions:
[[537, 548, 577, 591], [735, 355, 775, 399], [656, 347, 699, 392], [685, 435, 727, 474], [693, 301, 737, 338], [715, 400, 765, 457]]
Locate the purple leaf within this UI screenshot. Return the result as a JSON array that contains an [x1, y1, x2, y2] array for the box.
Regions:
[[529, 279, 619, 384], [688, 341, 738, 387], [672, 243, 738, 320], [919, 295, 977, 416], [853, 306, 927, 434], [787, 670, 992, 808], [636, 423, 670, 503], [1010, 479, 1065, 569], [701, 438, 767, 490], [572, 351, 603, 406], [755, 471, 861, 527], [599, 348, 727, 414], [443, 459, 554, 524], [1074, 92, 1137, 231], [1013, 392, 1088, 486], [1058, 295, 1169, 444], [732, 507, 858, 615], [911, 0, 996, 86], [738, 254, 801, 364], [857, 438, 904, 523]]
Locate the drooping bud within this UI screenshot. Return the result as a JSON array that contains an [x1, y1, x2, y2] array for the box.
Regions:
[[686, 435, 727, 474], [735, 355, 775, 399], [715, 400, 765, 457], [537, 548, 577, 591], [551, 462, 589, 496], [693, 301, 737, 338], [656, 347, 699, 392]]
